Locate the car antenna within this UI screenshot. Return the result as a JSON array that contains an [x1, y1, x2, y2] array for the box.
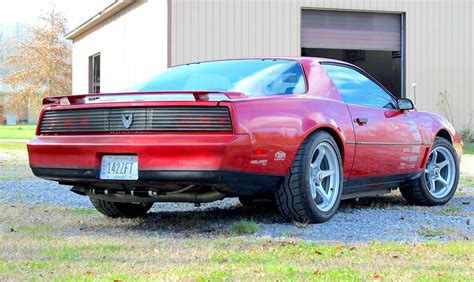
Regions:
[[411, 83, 417, 105]]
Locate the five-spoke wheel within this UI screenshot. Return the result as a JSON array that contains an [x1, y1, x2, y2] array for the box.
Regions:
[[424, 146, 456, 199], [309, 142, 341, 212]]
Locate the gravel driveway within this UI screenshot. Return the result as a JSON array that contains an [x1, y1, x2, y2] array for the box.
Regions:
[[1, 149, 473, 243]]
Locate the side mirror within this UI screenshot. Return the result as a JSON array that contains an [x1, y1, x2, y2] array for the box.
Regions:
[[397, 98, 414, 111]]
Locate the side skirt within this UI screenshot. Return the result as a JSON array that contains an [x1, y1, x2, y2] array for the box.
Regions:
[[342, 172, 421, 200]]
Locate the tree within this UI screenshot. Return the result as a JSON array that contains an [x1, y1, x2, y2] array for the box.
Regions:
[[4, 8, 71, 119]]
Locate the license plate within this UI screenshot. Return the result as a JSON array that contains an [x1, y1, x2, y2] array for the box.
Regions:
[[100, 155, 138, 180]]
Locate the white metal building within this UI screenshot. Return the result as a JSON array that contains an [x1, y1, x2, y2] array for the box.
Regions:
[[67, 0, 474, 131]]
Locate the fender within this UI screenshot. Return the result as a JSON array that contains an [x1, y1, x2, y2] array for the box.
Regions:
[[412, 110, 462, 167]]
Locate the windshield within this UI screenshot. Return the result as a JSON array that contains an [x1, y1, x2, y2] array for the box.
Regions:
[[131, 59, 306, 97]]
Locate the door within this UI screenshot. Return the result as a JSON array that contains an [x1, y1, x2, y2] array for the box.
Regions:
[[301, 10, 401, 52], [301, 9, 403, 98], [322, 63, 423, 182]]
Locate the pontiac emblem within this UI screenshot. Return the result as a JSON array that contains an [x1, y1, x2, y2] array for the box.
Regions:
[[121, 113, 133, 129]]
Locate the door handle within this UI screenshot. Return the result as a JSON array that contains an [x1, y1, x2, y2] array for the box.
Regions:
[[354, 117, 368, 125]]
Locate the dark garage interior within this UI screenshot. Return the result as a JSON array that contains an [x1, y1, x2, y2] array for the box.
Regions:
[[302, 48, 402, 97], [301, 9, 403, 98]]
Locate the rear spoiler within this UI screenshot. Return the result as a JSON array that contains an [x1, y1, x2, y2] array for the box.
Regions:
[[42, 91, 247, 106]]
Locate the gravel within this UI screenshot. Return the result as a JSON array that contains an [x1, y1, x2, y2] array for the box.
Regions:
[[1, 175, 473, 243], [1, 152, 473, 242]]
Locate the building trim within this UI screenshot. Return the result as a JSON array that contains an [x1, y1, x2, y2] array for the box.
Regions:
[[167, 0, 172, 67], [66, 0, 136, 40]]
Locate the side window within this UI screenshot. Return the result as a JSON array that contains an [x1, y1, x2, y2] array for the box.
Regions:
[[322, 64, 396, 109]]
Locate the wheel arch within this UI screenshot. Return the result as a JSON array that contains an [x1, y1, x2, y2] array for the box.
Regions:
[[304, 125, 345, 161], [435, 128, 453, 144]]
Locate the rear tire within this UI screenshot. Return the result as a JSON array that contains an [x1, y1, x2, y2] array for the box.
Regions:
[[90, 198, 153, 218], [400, 137, 459, 206], [275, 131, 343, 223]]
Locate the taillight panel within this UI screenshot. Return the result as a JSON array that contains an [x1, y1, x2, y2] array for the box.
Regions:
[[38, 106, 232, 134]]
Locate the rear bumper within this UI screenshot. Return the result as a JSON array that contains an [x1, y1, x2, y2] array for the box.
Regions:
[[31, 168, 283, 195], [27, 134, 284, 194]]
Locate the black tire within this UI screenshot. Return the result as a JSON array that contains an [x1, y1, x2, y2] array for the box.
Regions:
[[399, 137, 459, 206], [90, 198, 153, 218], [275, 131, 343, 223]]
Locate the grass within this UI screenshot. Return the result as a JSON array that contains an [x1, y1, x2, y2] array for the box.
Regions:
[[460, 177, 474, 187], [69, 208, 97, 215], [417, 226, 456, 238], [12, 225, 48, 233], [0, 125, 36, 140], [229, 220, 259, 234], [0, 234, 472, 280], [464, 142, 474, 155], [0, 142, 27, 151], [438, 207, 462, 216]]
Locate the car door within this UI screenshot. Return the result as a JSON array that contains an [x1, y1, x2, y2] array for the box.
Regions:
[[322, 63, 424, 183]]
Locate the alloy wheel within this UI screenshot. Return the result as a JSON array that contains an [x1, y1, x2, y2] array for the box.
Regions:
[[309, 142, 341, 212], [424, 146, 456, 199]]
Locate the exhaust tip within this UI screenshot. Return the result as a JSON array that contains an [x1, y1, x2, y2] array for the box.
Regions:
[[71, 186, 87, 196]]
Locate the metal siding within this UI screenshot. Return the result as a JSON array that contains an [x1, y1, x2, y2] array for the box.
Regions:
[[170, 0, 473, 131]]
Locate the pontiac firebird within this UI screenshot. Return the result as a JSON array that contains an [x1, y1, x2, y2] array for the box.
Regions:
[[27, 58, 462, 223]]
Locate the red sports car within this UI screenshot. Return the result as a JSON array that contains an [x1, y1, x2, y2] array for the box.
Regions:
[[27, 57, 462, 223]]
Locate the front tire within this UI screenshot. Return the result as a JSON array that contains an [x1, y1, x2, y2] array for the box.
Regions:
[[275, 131, 343, 223], [90, 198, 153, 218], [400, 137, 459, 206]]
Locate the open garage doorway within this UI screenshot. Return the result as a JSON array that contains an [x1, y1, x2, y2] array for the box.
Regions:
[[301, 10, 404, 98]]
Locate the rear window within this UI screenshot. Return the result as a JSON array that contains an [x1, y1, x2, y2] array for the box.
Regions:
[[132, 59, 306, 97]]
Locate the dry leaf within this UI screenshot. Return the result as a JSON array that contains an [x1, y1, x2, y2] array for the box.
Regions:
[[335, 244, 342, 251], [85, 271, 93, 276], [372, 273, 382, 281], [314, 250, 323, 255], [293, 220, 310, 228], [349, 246, 356, 251]]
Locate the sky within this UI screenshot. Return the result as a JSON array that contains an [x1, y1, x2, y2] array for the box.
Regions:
[[0, 0, 114, 31]]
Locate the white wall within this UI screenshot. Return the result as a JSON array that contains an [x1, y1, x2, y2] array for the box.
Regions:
[[71, 0, 169, 94]]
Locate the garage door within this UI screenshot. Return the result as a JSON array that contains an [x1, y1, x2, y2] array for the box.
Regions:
[[301, 10, 401, 51]]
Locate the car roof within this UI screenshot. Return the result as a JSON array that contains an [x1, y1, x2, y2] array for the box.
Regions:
[[174, 57, 355, 68]]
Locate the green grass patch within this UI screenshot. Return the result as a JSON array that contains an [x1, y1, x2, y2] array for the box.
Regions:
[[460, 176, 474, 187], [40, 243, 125, 262], [0, 142, 27, 151], [12, 225, 48, 233], [463, 142, 474, 155], [439, 207, 462, 216], [69, 208, 97, 215], [229, 220, 259, 234], [0, 125, 36, 140], [417, 226, 455, 238]]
